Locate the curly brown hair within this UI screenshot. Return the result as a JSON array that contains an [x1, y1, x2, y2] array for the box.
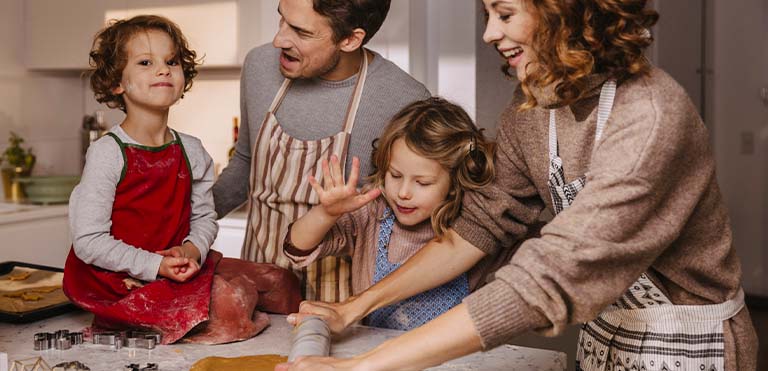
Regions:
[[502, 0, 658, 109], [367, 97, 496, 237], [88, 15, 199, 112]]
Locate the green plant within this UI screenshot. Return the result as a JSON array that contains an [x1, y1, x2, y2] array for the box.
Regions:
[[0, 131, 36, 171]]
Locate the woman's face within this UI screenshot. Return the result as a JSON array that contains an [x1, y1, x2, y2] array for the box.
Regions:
[[482, 0, 537, 81]]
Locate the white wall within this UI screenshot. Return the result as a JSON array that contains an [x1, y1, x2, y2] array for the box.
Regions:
[[0, 0, 83, 187], [710, 0, 768, 296]]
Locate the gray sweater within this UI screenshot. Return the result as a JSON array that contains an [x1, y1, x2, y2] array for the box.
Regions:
[[69, 126, 217, 282], [213, 44, 431, 217]]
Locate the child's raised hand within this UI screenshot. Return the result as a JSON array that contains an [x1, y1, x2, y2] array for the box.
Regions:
[[158, 256, 200, 282], [309, 156, 380, 217]]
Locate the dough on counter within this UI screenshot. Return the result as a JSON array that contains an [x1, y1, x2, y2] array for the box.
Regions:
[[189, 355, 288, 371], [7, 271, 32, 281]]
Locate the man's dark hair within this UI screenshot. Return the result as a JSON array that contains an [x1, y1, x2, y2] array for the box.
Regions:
[[313, 0, 391, 45]]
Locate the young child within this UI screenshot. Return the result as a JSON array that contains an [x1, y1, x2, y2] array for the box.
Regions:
[[283, 97, 495, 330], [62, 15, 301, 345]]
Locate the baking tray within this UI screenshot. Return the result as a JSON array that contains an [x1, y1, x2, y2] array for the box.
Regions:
[[0, 261, 78, 323]]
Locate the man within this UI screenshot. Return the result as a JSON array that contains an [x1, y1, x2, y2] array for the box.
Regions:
[[213, 0, 430, 302]]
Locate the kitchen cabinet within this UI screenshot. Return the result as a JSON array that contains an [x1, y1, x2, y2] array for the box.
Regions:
[[0, 204, 70, 268], [24, 0, 279, 70], [211, 213, 247, 258]]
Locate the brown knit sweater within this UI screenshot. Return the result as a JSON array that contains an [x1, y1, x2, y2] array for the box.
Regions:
[[285, 197, 504, 296], [453, 67, 757, 370]]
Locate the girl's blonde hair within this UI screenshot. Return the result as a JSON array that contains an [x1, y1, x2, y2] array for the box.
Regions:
[[367, 97, 495, 237]]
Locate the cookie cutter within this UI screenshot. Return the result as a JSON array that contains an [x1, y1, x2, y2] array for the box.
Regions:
[[52, 360, 91, 370], [54, 337, 71, 350], [92, 332, 122, 350], [33, 332, 52, 351], [124, 363, 158, 371], [122, 336, 155, 350], [69, 332, 84, 345], [33, 330, 84, 351], [124, 330, 162, 345]]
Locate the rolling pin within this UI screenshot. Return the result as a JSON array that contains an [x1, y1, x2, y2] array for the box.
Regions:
[[287, 316, 331, 362]]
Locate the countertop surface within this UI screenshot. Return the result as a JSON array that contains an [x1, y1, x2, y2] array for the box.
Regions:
[[0, 202, 68, 225], [1, 310, 567, 370]]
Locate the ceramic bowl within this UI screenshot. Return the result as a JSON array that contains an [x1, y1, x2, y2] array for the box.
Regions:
[[15, 176, 80, 204]]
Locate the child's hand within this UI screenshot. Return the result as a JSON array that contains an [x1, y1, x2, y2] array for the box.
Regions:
[[157, 256, 200, 282], [157, 242, 202, 275], [309, 155, 380, 217], [122, 278, 145, 290]]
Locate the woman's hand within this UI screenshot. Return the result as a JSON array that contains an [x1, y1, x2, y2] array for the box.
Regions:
[[274, 356, 371, 371], [286, 299, 362, 335], [310, 155, 380, 218]]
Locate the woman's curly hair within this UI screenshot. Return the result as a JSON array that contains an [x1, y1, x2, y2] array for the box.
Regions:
[[88, 15, 199, 112], [510, 0, 658, 110], [367, 97, 496, 237]]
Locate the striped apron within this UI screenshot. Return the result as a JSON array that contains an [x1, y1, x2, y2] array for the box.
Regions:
[[546, 81, 746, 371], [241, 52, 369, 302]]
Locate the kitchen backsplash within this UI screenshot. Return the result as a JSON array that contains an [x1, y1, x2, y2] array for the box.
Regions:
[[83, 72, 241, 177]]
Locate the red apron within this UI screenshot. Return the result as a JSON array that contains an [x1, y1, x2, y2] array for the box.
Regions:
[[63, 131, 219, 344]]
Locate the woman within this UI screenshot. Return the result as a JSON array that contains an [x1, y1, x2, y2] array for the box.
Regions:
[[279, 0, 758, 370]]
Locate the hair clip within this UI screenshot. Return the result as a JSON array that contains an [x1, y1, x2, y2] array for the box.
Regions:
[[466, 137, 477, 154]]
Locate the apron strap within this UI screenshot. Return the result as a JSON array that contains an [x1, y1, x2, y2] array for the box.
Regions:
[[341, 49, 369, 135], [547, 79, 617, 162], [602, 288, 745, 324], [594, 79, 616, 143], [548, 110, 558, 162], [269, 79, 293, 114]]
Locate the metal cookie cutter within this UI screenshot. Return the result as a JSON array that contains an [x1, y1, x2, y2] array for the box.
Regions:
[[69, 332, 84, 345], [92, 331, 122, 350], [124, 363, 158, 371], [54, 337, 72, 350], [33, 332, 52, 351], [123, 336, 155, 350], [53, 360, 91, 370], [54, 330, 72, 350], [124, 330, 161, 345]]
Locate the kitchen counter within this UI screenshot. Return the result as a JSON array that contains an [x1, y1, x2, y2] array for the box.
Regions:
[[1, 310, 567, 370], [0, 203, 70, 269]]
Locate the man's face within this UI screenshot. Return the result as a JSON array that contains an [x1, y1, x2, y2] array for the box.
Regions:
[[273, 0, 342, 80]]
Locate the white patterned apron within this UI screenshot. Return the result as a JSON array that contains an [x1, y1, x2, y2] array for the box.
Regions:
[[545, 81, 746, 371], [242, 52, 369, 302], [365, 207, 469, 330]]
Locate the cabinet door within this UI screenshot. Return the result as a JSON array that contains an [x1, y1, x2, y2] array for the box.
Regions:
[[25, 0, 254, 69], [105, 0, 239, 67], [211, 216, 246, 258], [24, 0, 125, 70]]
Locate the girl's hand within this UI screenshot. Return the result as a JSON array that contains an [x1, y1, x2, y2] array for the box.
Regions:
[[122, 278, 144, 290], [309, 156, 380, 218], [158, 256, 200, 282], [157, 242, 202, 274]]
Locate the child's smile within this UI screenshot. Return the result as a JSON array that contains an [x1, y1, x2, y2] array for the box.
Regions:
[[383, 139, 451, 227], [113, 29, 185, 112]]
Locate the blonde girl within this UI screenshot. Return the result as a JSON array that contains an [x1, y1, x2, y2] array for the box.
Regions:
[[283, 97, 494, 330]]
